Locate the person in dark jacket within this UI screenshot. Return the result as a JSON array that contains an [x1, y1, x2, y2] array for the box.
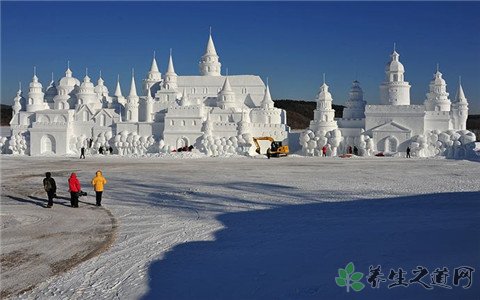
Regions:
[[406, 147, 411, 158], [68, 173, 81, 207], [80, 147, 86, 159], [43, 172, 56, 208]]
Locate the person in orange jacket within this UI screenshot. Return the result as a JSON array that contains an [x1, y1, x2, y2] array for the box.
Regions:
[[91, 170, 107, 206]]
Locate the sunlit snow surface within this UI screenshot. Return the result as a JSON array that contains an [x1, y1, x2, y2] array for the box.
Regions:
[[2, 155, 479, 299]]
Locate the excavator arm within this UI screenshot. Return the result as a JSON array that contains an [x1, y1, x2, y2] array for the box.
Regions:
[[253, 137, 275, 154]]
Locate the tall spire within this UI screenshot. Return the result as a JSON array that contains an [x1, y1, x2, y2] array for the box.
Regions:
[[150, 50, 160, 72], [33, 66, 38, 81], [221, 76, 232, 92], [455, 76, 467, 103], [66, 60, 72, 77], [261, 79, 274, 109], [166, 49, 176, 74], [199, 28, 221, 76], [114, 74, 123, 97], [129, 69, 138, 97], [205, 29, 218, 56]]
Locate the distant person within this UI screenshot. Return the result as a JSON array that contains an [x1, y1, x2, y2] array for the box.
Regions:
[[43, 172, 57, 208], [406, 147, 411, 158], [322, 145, 327, 157], [89, 138, 93, 148], [109, 146, 113, 154], [99, 146, 104, 155], [347, 146, 352, 154], [91, 170, 107, 206], [68, 173, 81, 208], [353, 146, 359, 156], [80, 147, 86, 159]]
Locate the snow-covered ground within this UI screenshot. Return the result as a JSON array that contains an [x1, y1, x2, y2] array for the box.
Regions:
[[1, 155, 479, 299]]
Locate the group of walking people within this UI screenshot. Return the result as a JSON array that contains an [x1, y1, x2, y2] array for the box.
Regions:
[[43, 170, 108, 208]]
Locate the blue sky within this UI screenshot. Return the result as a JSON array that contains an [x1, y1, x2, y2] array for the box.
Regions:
[[2, 1, 480, 113]]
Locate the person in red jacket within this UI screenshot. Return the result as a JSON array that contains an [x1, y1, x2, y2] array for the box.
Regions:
[[322, 145, 328, 157], [68, 173, 81, 208]]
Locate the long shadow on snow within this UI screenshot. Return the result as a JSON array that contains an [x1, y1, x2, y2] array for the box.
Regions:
[[141, 191, 480, 300]]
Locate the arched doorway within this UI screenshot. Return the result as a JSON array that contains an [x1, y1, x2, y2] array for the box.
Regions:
[[176, 137, 189, 149], [384, 136, 398, 153], [41, 134, 56, 154]]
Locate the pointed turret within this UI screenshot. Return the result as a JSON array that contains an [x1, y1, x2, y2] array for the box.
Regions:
[[126, 69, 139, 122], [129, 70, 138, 97], [163, 50, 178, 90], [144, 51, 162, 96], [451, 77, 469, 130], [166, 51, 175, 74], [114, 75, 123, 97], [199, 28, 222, 76], [217, 76, 235, 109], [179, 87, 189, 106], [455, 79, 467, 104], [261, 81, 274, 109]]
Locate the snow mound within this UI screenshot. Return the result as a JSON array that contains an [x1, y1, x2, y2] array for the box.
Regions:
[[299, 129, 343, 156], [410, 129, 478, 160], [114, 131, 156, 156], [8, 131, 29, 155]]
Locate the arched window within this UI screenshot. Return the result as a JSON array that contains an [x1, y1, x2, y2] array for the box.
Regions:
[[182, 120, 186, 126], [127, 110, 132, 121], [171, 120, 174, 126], [100, 114, 106, 126]]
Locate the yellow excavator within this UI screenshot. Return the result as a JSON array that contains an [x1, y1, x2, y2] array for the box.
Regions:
[[253, 137, 289, 158]]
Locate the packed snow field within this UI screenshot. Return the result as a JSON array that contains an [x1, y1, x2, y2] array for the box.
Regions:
[[1, 155, 479, 299]]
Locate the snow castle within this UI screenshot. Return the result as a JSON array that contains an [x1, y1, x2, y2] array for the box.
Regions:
[[6, 32, 289, 156], [300, 47, 476, 158]]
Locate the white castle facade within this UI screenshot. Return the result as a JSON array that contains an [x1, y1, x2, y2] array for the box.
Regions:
[[300, 47, 473, 158], [7, 33, 289, 156]]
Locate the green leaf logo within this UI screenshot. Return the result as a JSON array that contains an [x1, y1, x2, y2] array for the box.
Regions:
[[335, 262, 365, 292]]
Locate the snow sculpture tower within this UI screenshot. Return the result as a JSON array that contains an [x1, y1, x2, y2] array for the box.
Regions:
[[343, 80, 366, 119], [144, 89, 154, 122], [451, 78, 469, 130], [309, 76, 338, 132], [26, 67, 46, 112], [144, 51, 162, 96], [217, 77, 236, 109], [126, 70, 139, 122], [380, 47, 411, 105], [77, 69, 98, 107], [54, 63, 80, 110], [199, 29, 221, 76], [424, 66, 451, 112], [95, 72, 110, 107], [163, 50, 178, 90]]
